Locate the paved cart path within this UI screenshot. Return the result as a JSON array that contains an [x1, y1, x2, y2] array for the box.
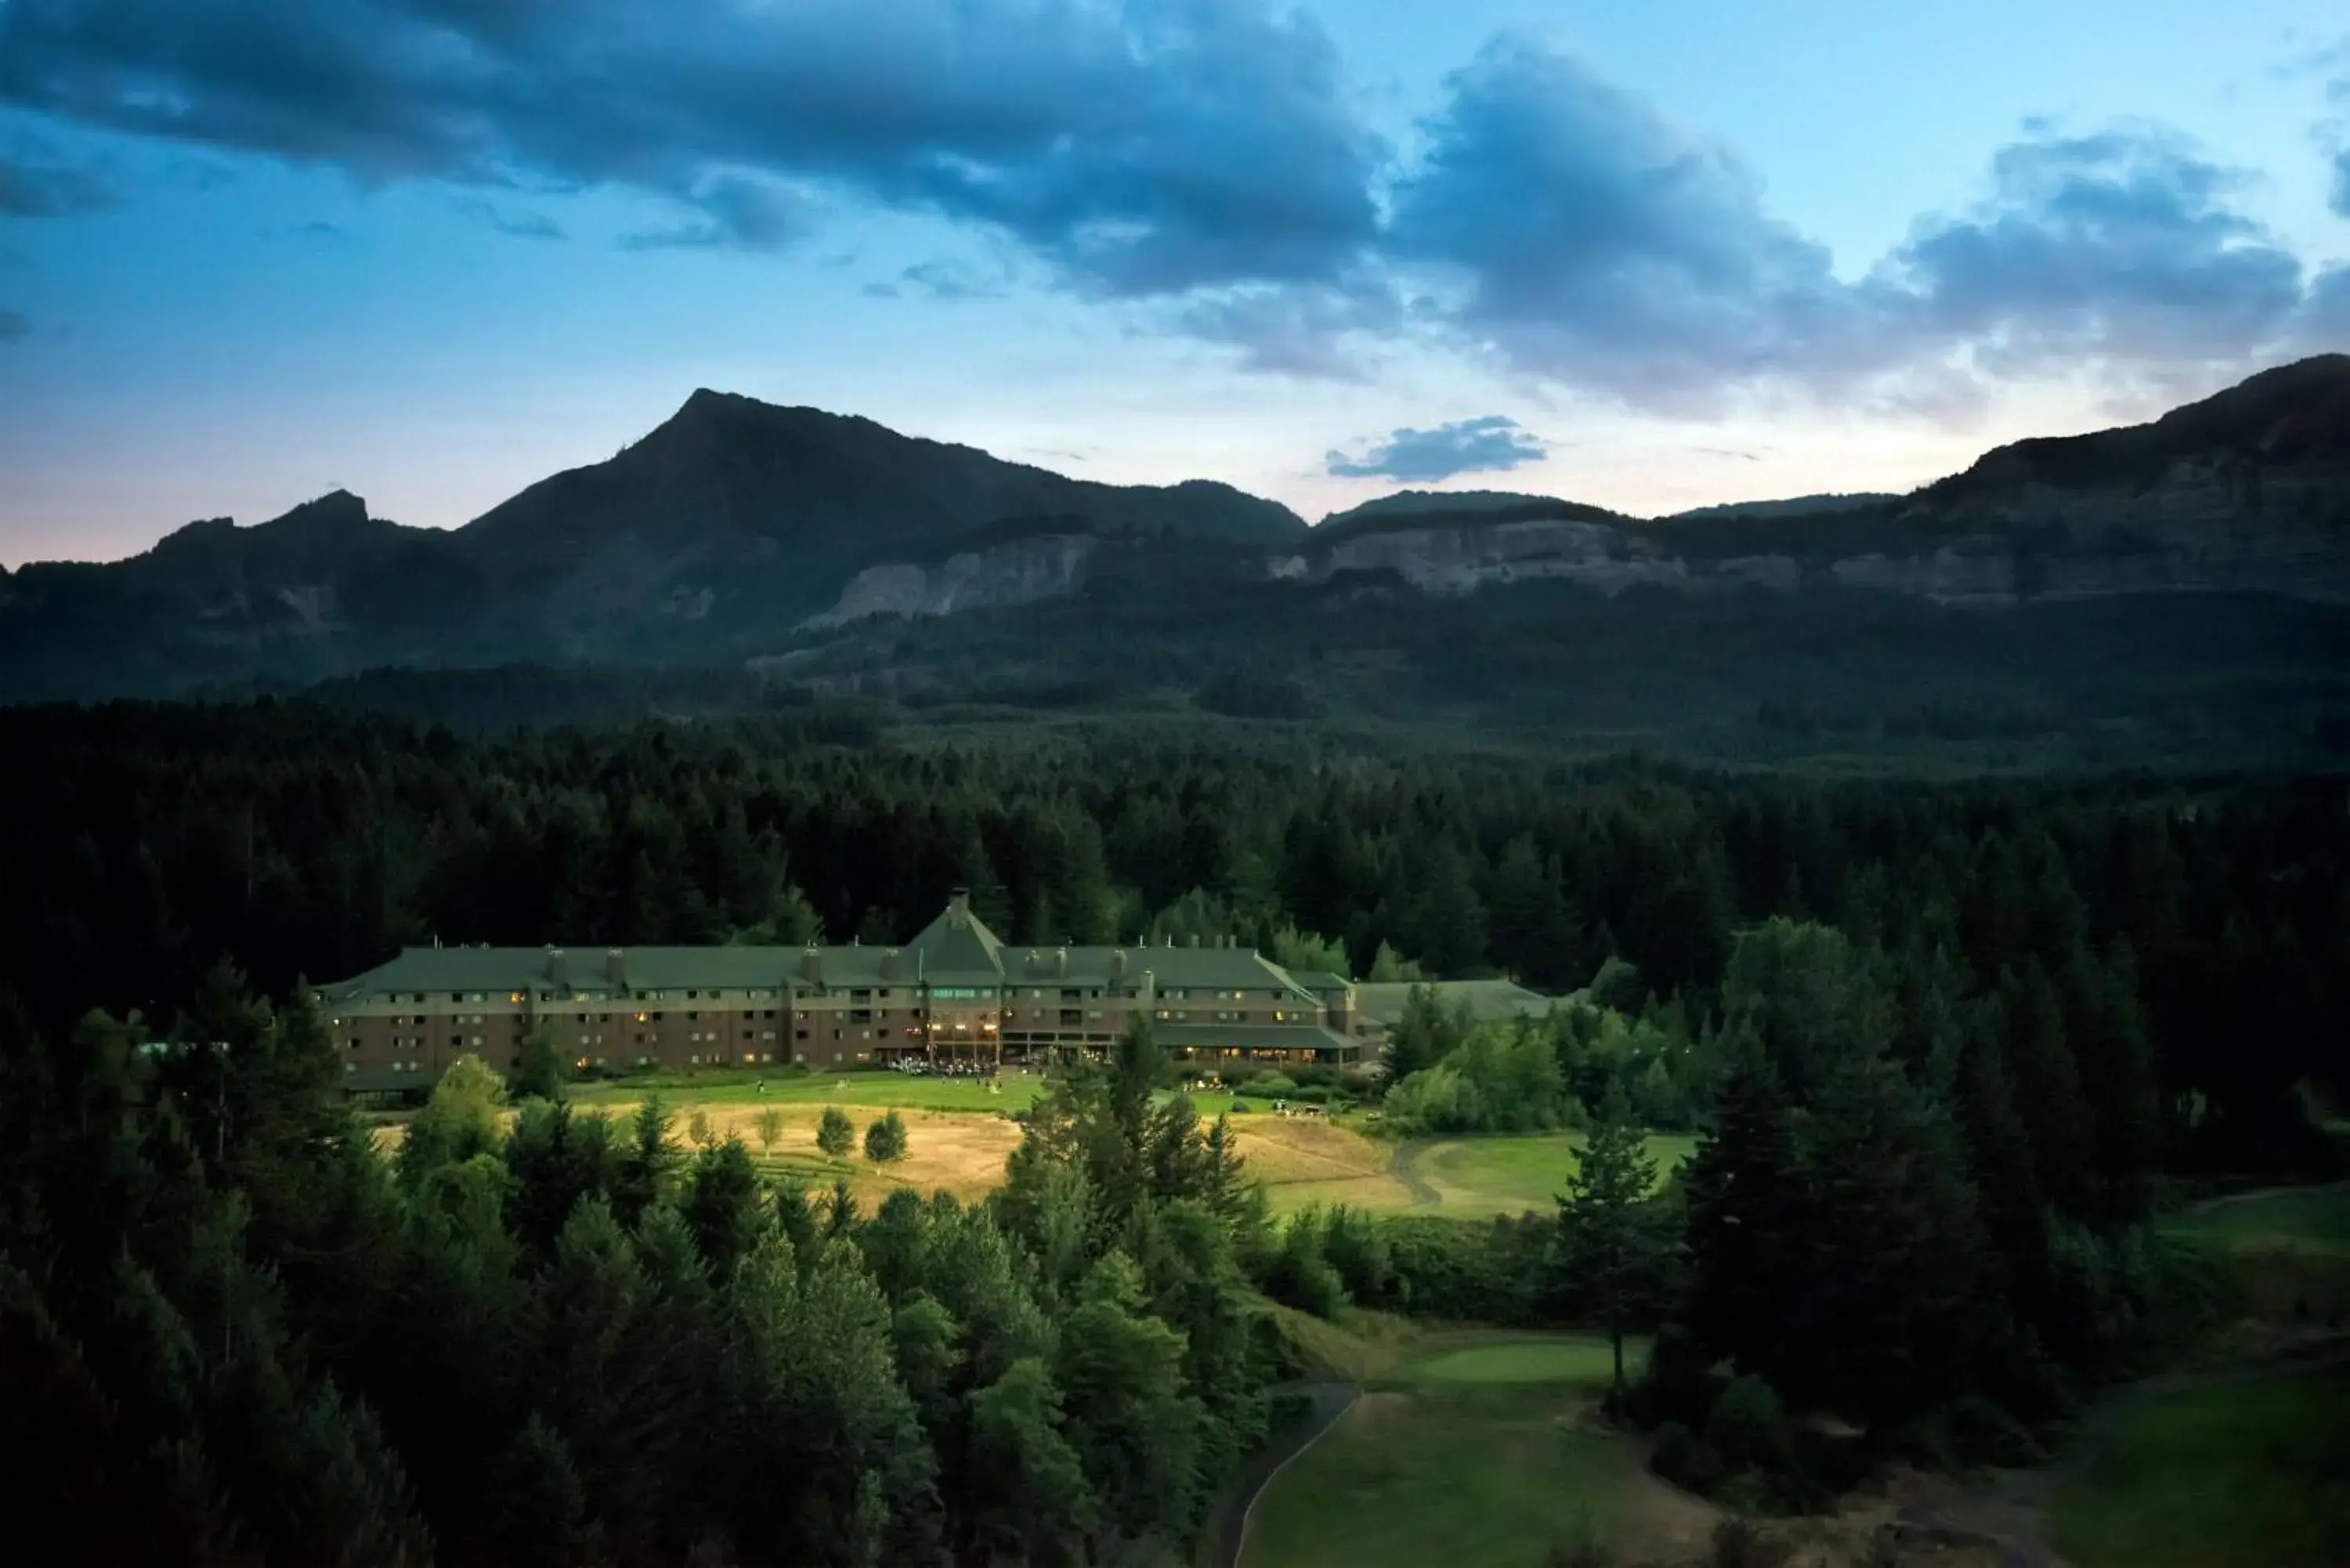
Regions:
[[1212, 1381, 1358, 1568]]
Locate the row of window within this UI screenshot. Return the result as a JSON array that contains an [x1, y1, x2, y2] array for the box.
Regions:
[[360, 983, 1304, 1013]]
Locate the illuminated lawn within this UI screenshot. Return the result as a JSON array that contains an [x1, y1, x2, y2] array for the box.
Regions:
[[1407, 1336, 1648, 1389], [569, 1066, 1048, 1113], [562, 1070, 1697, 1223], [1414, 1133, 1697, 1217]]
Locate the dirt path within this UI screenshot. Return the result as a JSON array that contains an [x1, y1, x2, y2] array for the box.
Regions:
[[1390, 1137, 1443, 1206], [1213, 1381, 1358, 1568]]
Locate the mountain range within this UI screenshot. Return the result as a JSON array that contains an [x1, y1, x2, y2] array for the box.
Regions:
[[2, 355, 2346, 708]]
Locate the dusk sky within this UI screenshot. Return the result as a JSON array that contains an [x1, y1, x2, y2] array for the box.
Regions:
[[3, 0, 2348, 565]]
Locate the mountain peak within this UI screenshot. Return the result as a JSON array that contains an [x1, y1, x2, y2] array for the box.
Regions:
[[269, 489, 371, 529]]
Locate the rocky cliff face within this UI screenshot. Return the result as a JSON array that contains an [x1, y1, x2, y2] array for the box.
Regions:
[[1267, 446, 2348, 606], [799, 533, 1099, 630], [1271, 518, 1690, 594]]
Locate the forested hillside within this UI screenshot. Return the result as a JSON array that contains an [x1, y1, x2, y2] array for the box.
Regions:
[[2, 703, 2340, 1164]]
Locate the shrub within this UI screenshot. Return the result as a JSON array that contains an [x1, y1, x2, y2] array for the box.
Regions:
[[1629, 1323, 1726, 1429], [863, 1110, 908, 1163], [1650, 1421, 1725, 1495], [1289, 1084, 1331, 1104], [1320, 1205, 1394, 1307], [1253, 1075, 1300, 1099], [815, 1105, 855, 1158], [1228, 1100, 1252, 1114], [1705, 1375, 1795, 1478], [1263, 1210, 1347, 1318]]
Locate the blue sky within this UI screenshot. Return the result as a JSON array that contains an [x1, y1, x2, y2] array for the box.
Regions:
[[2, 0, 2347, 565]]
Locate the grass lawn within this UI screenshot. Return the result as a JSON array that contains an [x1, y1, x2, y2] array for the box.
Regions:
[[1406, 1335, 1649, 1389], [2161, 1183, 2350, 1252], [1414, 1134, 1697, 1218], [2158, 1183, 2350, 1322], [2049, 1363, 2350, 1568], [556, 1071, 1697, 1224], [568, 1067, 1050, 1115], [577, 1094, 1028, 1206], [1242, 1332, 1655, 1568]]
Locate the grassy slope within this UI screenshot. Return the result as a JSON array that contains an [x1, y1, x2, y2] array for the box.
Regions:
[[2160, 1184, 2350, 1252], [1413, 1134, 1699, 1218], [2049, 1363, 2350, 1568], [2157, 1183, 2350, 1324], [1241, 1331, 1661, 1568]]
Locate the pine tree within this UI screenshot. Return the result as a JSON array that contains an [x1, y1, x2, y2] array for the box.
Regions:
[[863, 1110, 909, 1164], [1556, 1087, 1665, 1398], [1682, 1038, 1809, 1380], [512, 1021, 568, 1102], [1381, 984, 1467, 1085], [2002, 962, 2094, 1219], [2062, 940, 2161, 1224], [816, 1104, 856, 1159], [1790, 1054, 1994, 1421]]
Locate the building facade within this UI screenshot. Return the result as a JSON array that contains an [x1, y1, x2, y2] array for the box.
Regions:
[[316, 891, 1361, 1093]]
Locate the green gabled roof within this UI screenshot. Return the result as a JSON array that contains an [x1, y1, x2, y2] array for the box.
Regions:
[[320, 900, 1340, 1006], [995, 942, 1318, 999], [1350, 979, 1551, 1028], [1285, 970, 1353, 995], [322, 945, 807, 1000], [901, 894, 1009, 983]]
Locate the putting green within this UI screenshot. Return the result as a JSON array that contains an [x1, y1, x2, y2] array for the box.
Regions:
[[1408, 1336, 1645, 1387]]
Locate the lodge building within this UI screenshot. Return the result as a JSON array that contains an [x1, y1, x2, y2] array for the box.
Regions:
[[316, 891, 1363, 1093]]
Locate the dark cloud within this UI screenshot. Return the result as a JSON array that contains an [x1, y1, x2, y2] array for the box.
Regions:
[[1383, 37, 1883, 408], [1880, 128, 2308, 381], [0, 126, 114, 215], [2298, 265, 2350, 349], [1378, 38, 2330, 412], [867, 258, 1008, 300], [1325, 415, 1546, 481], [295, 219, 343, 237], [899, 259, 1003, 300], [0, 308, 27, 341], [0, 0, 1379, 294], [2331, 148, 2350, 218], [1177, 275, 1398, 378], [454, 197, 563, 240], [1, 9, 2334, 403], [618, 175, 811, 251]]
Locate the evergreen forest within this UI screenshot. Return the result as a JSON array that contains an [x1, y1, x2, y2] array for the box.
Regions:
[[1, 701, 2344, 1564]]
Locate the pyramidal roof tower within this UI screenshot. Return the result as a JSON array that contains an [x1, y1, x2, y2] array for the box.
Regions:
[[901, 887, 1007, 983]]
